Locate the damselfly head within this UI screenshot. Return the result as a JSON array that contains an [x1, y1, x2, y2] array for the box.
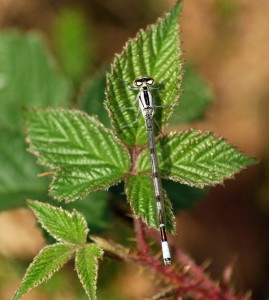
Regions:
[[133, 77, 155, 87]]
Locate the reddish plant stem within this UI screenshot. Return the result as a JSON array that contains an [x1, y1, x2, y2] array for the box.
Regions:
[[134, 218, 151, 257], [94, 232, 249, 300], [134, 227, 250, 300], [131, 145, 140, 175], [142, 249, 248, 300]]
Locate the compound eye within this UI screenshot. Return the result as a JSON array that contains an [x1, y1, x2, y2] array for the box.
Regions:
[[147, 78, 154, 85], [134, 80, 143, 86]]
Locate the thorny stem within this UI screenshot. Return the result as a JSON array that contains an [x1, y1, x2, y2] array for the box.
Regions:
[[132, 227, 251, 300], [93, 233, 250, 300]]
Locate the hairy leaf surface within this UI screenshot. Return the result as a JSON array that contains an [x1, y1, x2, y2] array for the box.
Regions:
[[138, 130, 256, 188], [13, 243, 74, 300], [125, 174, 175, 233], [25, 109, 130, 202], [106, 1, 183, 146], [75, 244, 103, 300], [28, 200, 88, 244]]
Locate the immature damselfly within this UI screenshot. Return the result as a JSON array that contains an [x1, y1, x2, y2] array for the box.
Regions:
[[133, 77, 171, 265]]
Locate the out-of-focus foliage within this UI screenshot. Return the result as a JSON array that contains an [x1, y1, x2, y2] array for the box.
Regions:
[[0, 31, 71, 128], [169, 64, 213, 124], [163, 179, 207, 212], [214, 0, 241, 22], [0, 31, 70, 211], [0, 129, 48, 211], [53, 9, 94, 86], [80, 69, 111, 128]]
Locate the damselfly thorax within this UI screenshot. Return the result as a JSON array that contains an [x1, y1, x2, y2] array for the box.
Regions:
[[133, 77, 155, 119]]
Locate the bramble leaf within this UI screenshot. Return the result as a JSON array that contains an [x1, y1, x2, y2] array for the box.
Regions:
[[106, 1, 183, 146], [25, 109, 130, 202], [27, 200, 88, 244], [125, 174, 175, 233], [13, 243, 74, 300], [138, 130, 256, 188], [75, 244, 103, 300]]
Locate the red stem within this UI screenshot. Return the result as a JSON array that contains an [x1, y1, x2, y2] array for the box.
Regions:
[[131, 145, 139, 175], [134, 218, 151, 257], [133, 226, 250, 300]]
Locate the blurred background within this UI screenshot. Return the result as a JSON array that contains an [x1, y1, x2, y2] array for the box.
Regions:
[[0, 0, 269, 299]]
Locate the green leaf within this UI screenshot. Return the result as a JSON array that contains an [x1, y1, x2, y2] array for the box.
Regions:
[[125, 174, 175, 233], [27, 200, 88, 244], [13, 243, 74, 300], [54, 9, 94, 84], [0, 128, 48, 211], [75, 244, 103, 300], [0, 31, 71, 129], [80, 69, 111, 128], [169, 64, 212, 124], [105, 1, 183, 146], [138, 130, 257, 188], [25, 108, 130, 202]]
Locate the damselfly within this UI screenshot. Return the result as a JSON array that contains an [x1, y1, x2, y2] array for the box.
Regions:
[[132, 77, 171, 265]]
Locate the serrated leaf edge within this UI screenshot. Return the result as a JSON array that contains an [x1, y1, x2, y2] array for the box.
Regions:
[[25, 107, 131, 202], [48, 173, 128, 203], [157, 130, 257, 188], [13, 243, 74, 300], [75, 245, 104, 300], [27, 199, 88, 244], [25, 107, 130, 170], [162, 188, 176, 235]]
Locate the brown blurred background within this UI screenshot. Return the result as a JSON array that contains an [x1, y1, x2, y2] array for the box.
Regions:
[[0, 0, 269, 299]]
